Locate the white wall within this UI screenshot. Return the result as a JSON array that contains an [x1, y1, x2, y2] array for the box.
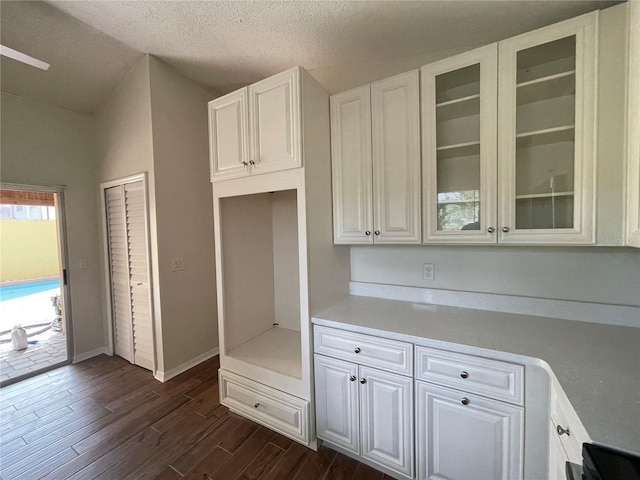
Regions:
[[0, 92, 105, 358], [96, 55, 220, 375], [148, 56, 219, 373], [94, 56, 166, 368], [352, 246, 640, 306]]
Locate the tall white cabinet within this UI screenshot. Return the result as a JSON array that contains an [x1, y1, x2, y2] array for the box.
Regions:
[[209, 67, 349, 447], [331, 70, 421, 245]]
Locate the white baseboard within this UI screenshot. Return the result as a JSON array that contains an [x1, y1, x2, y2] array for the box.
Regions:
[[154, 347, 219, 383], [73, 346, 110, 363]]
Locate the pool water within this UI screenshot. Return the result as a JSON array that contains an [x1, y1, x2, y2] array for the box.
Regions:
[[0, 280, 60, 302]]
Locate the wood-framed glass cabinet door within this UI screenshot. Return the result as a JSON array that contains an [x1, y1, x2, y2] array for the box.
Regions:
[[498, 12, 598, 244], [422, 44, 498, 243]]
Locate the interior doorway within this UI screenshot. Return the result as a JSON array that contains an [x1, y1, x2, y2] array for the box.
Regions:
[[0, 186, 71, 386]]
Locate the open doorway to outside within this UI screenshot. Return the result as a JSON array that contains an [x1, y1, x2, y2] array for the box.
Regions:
[[0, 187, 71, 386]]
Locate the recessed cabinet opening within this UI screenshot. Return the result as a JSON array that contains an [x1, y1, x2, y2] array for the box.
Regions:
[[220, 189, 302, 379], [435, 63, 482, 231], [515, 35, 577, 230]]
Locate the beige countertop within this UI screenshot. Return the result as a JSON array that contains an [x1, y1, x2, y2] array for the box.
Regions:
[[312, 295, 640, 453]]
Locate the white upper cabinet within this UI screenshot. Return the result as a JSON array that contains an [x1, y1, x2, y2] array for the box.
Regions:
[[209, 67, 302, 181], [627, 2, 640, 248], [498, 12, 598, 244], [208, 88, 249, 181], [422, 44, 498, 243], [331, 70, 421, 244], [422, 13, 598, 245], [371, 71, 422, 244], [331, 86, 373, 244], [249, 67, 302, 175]]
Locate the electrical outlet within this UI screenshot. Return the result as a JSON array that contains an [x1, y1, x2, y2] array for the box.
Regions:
[[423, 263, 435, 280], [78, 259, 87, 269], [171, 257, 184, 272]]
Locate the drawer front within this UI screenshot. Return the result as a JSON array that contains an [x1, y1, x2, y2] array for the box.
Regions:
[[415, 346, 524, 405], [550, 389, 583, 464], [314, 326, 413, 376], [219, 370, 309, 444]]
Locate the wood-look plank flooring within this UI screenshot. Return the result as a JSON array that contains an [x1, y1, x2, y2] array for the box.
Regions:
[[0, 355, 393, 480]]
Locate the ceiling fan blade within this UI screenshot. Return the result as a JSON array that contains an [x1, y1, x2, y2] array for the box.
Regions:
[[0, 44, 50, 71]]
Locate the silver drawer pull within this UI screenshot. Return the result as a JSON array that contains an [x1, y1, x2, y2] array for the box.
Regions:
[[460, 371, 469, 379], [349, 375, 356, 382], [354, 347, 361, 354], [461, 397, 470, 406], [254, 402, 260, 408], [360, 378, 366, 384], [557, 425, 570, 436]]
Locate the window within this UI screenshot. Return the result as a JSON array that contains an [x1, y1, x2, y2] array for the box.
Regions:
[[437, 190, 480, 231], [0, 205, 56, 220]]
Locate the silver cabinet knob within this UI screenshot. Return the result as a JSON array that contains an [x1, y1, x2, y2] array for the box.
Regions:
[[254, 402, 260, 408], [349, 375, 356, 382], [556, 425, 570, 436], [461, 397, 470, 406], [374, 230, 380, 236], [241, 161, 248, 167], [360, 378, 366, 384], [249, 160, 255, 165], [365, 230, 371, 236], [460, 371, 469, 379], [487, 227, 495, 233], [501, 226, 510, 233], [354, 347, 361, 353]]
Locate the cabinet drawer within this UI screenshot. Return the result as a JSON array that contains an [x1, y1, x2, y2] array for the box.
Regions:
[[550, 388, 583, 464], [314, 326, 413, 376], [415, 346, 524, 405], [219, 369, 309, 444]]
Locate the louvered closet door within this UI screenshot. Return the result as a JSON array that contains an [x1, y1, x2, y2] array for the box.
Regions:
[[106, 186, 134, 363], [123, 182, 154, 370], [105, 181, 154, 371]]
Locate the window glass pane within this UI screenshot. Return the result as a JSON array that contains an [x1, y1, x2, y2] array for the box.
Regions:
[[48, 206, 56, 220], [28, 206, 43, 220], [515, 35, 576, 230], [0, 205, 12, 219], [13, 205, 28, 219], [437, 190, 480, 231]]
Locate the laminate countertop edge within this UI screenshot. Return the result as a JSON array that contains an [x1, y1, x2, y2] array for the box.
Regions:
[[311, 295, 640, 454]]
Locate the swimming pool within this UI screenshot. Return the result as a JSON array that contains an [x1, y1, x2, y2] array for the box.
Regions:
[[0, 279, 60, 302]]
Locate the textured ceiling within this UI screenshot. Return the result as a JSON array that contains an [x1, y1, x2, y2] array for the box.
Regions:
[[1, 0, 619, 113], [0, 1, 142, 113]]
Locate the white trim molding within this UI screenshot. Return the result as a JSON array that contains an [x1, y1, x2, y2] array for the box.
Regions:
[[154, 347, 220, 383]]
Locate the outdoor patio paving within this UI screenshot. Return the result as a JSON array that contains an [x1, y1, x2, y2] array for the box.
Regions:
[[0, 286, 68, 384], [0, 330, 67, 383]]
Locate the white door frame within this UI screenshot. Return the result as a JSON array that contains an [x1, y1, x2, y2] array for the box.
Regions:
[[100, 173, 156, 373], [0, 182, 73, 364]]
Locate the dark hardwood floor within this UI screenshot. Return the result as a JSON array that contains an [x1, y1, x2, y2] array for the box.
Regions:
[[0, 354, 391, 480]]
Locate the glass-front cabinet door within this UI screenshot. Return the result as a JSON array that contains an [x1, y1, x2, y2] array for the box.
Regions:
[[498, 12, 597, 244], [422, 45, 498, 243]]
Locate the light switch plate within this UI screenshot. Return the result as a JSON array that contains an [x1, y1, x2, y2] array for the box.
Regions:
[[171, 257, 184, 272]]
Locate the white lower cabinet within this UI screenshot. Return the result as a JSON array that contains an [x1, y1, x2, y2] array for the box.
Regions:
[[416, 382, 524, 480], [315, 354, 414, 479]]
